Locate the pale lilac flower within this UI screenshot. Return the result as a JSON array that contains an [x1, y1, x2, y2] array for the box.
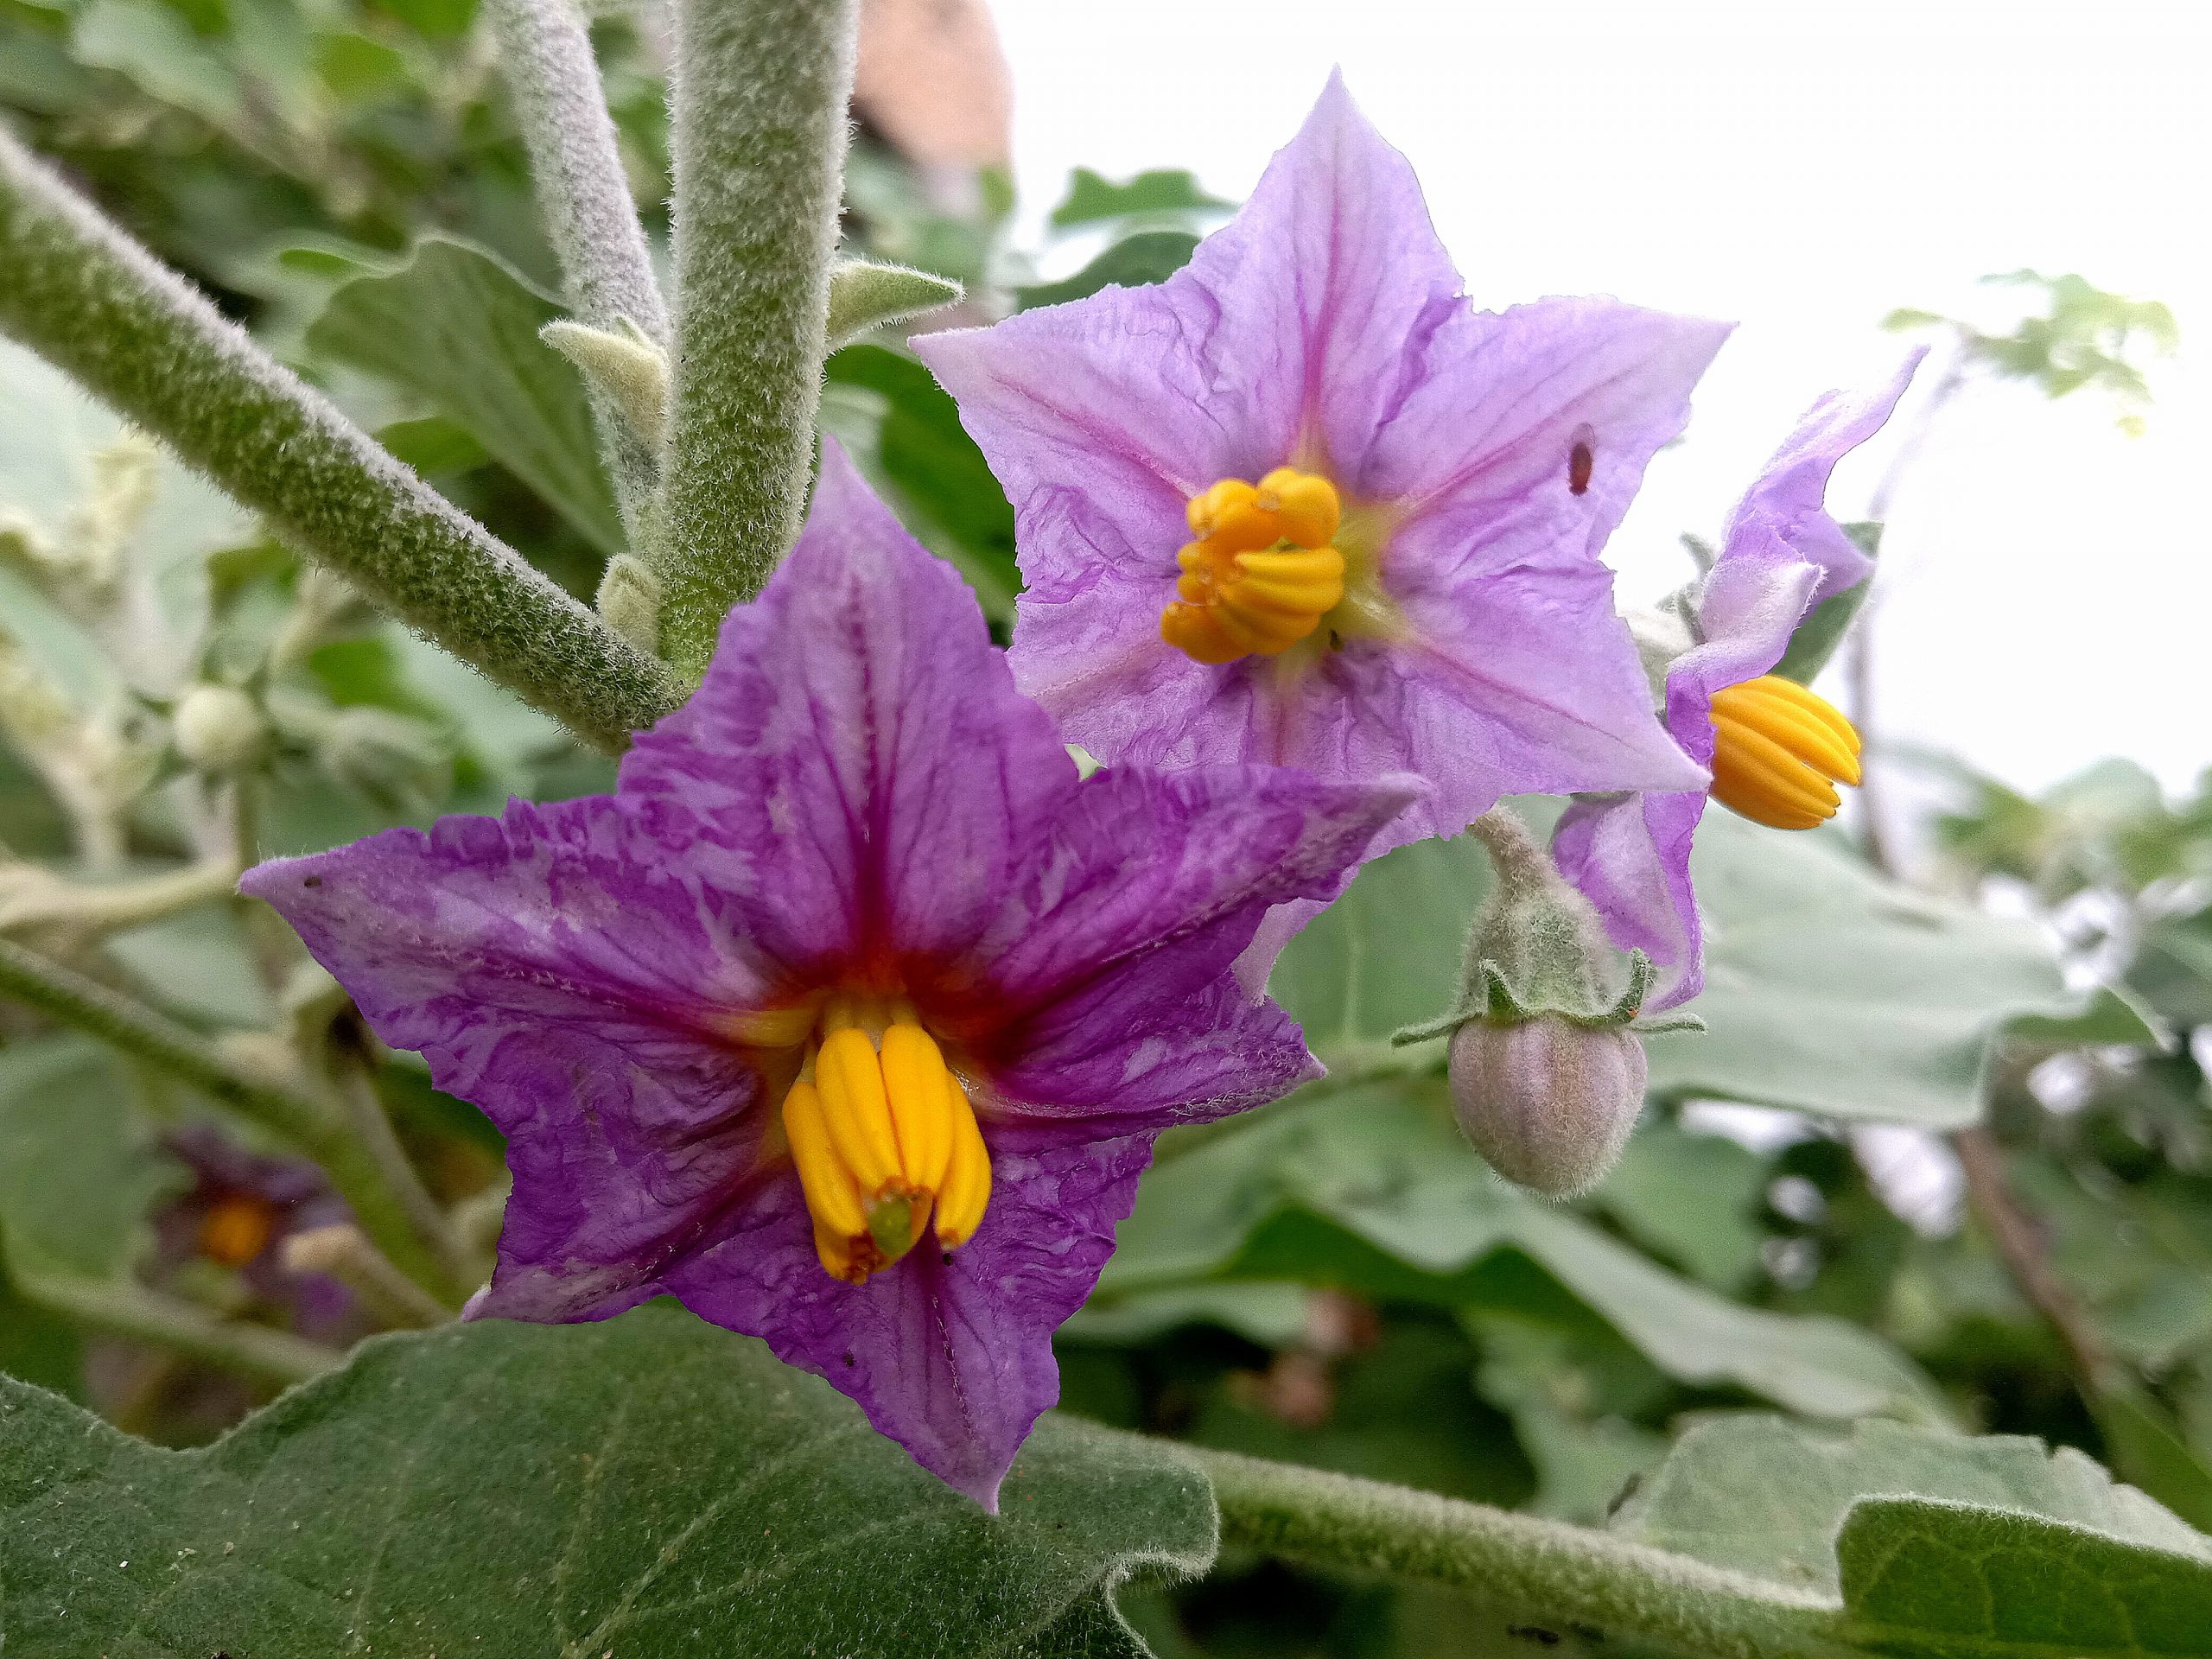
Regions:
[[918, 74, 1721, 886], [242, 446, 1412, 1507], [1552, 353, 1924, 1010]]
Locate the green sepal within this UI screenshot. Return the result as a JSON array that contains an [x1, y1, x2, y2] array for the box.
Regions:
[[1391, 950, 1675, 1046], [826, 259, 963, 346]]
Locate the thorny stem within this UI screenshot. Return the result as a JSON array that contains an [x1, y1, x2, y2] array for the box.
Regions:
[[0, 937, 463, 1306], [0, 130, 683, 751], [661, 0, 859, 675], [1165, 1440, 1860, 1659], [484, 0, 669, 541], [14, 1265, 341, 1387]]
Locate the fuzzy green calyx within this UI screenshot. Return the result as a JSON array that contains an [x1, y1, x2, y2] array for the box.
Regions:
[[1391, 808, 1702, 1047]]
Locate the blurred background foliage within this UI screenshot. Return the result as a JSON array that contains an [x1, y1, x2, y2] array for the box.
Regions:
[[1, 1, 2206, 1653]]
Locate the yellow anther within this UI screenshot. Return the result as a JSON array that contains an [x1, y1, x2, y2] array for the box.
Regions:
[[1707, 674, 1862, 830], [1256, 467, 1340, 549], [1162, 467, 1347, 665], [815, 1026, 902, 1194], [933, 1075, 992, 1249], [880, 1020, 954, 1192], [782, 1080, 869, 1241], [780, 1010, 995, 1284]]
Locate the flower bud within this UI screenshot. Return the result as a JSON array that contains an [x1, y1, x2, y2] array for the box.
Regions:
[[172, 683, 269, 773], [1446, 1017, 1647, 1198]]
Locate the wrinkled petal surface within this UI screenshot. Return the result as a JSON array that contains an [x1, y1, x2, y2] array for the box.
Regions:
[[242, 797, 776, 1321], [245, 443, 1411, 1500], [919, 74, 1719, 858], [665, 1125, 1155, 1509]]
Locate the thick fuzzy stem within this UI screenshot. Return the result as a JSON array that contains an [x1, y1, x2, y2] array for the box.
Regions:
[[0, 938, 461, 1306], [0, 130, 683, 751], [484, 0, 669, 541], [1186, 1443, 1859, 1659], [661, 0, 858, 676]]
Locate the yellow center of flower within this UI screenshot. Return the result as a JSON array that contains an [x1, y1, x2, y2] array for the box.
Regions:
[[198, 1192, 279, 1268], [1160, 469, 1348, 664], [1707, 674, 1864, 830], [778, 996, 992, 1285]]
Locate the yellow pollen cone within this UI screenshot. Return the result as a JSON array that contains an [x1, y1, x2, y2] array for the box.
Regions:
[[784, 1010, 999, 1283], [1162, 467, 1348, 665], [1707, 675, 1862, 830]]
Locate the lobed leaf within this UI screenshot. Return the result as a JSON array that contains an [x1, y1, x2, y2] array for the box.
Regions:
[[0, 1305, 1217, 1658]]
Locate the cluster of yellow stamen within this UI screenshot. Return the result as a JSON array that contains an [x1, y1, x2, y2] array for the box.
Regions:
[[1707, 674, 1864, 830], [1160, 468, 1346, 664], [779, 997, 992, 1285], [197, 1192, 279, 1268]]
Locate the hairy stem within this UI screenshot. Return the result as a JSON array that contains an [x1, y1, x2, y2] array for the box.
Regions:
[[15, 1265, 341, 1387], [0, 937, 461, 1306], [0, 130, 683, 750], [661, 0, 858, 675], [484, 0, 668, 539], [1181, 1442, 1859, 1659]]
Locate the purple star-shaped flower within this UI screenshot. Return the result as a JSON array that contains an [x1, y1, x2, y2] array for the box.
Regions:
[[917, 74, 1722, 880], [1551, 352, 1924, 1010], [242, 445, 1412, 1507]]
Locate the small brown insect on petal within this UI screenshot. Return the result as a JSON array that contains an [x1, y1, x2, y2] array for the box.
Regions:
[[1567, 424, 1596, 496]]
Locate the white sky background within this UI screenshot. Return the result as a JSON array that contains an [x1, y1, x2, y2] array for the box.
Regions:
[[988, 0, 2212, 800]]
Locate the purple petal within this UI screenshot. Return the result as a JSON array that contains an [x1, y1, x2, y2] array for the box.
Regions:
[[663, 1128, 1158, 1510], [621, 441, 1084, 978], [967, 763, 1420, 1123], [241, 797, 774, 1323], [1552, 788, 1709, 1011], [1720, 346, 1925, 606]]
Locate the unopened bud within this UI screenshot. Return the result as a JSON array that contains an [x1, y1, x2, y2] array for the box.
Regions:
[[173, 683, 269, 773], [1395, 808, 1700, 1197], [1447, 1018, 1647, 1197]]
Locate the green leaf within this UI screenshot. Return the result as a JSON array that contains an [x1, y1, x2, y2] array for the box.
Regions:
[[306, 238, 625, 556], [1269, 830, 1492, 1053], [1643, 813, 2092, 1127], [0, 1033, 177, 1281], [1096, 1081, 1945, 1423], [1594, 1118, 1769, 1289], [0, 1306, 1216, 1657], [1016, 232, 1200, 311], [1047, 167, 1230, 229], [823, 344, 1019, 617], [1613, 1413, 2212, 1598], [1838, 1498, 2212, 1656], [1771, 523, 1880, 683]]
